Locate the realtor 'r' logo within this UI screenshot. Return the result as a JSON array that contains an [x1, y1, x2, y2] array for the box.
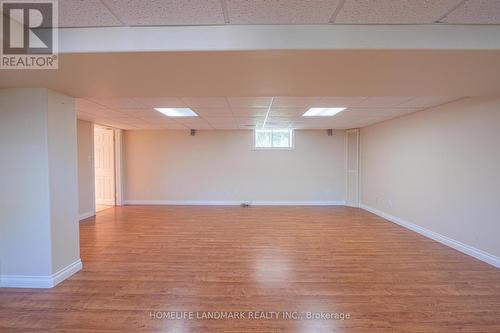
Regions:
[[1, 0, 58, 69]]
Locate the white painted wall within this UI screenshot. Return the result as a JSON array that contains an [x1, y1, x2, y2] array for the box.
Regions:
[[0, 88, 81, 287], [77, 120, 95, 218], [47, 90, 80, 273], [124, 130, 345, 204], [0, 88, 52, 277], [360, 97, 500, 259]]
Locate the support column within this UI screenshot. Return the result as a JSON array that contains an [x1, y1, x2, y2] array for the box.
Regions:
[[0, 88, 81, 288]]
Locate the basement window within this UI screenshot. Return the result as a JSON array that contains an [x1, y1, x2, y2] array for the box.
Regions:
[[254, 129, 294, 150]]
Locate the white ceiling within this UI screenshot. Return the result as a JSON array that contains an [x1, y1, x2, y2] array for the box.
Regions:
[[59, 0, 500, 27], [77, 96, 460, 130]]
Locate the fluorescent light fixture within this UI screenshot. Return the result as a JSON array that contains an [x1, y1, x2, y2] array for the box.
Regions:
[[154, 107, 198, 117], [302, 107, 346, 117]]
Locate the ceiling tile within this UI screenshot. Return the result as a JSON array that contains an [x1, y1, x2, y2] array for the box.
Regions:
[[123, 118, 155, 127], [335, 0, 462, 24], [444, 0, 500, 24], [59, 0, 122, 28], [141, 110, 180, 122], [355, 96, 414, 108], [204, 119, 238, 129], [113, 108, 153, 117], [339, 107, 384, 114], [161, 123, 188, 129], [143, 113, 177, 123], [181, 97, 229, 108], [290, 123, 307, 129], [377, 108, 422, 116], [265, 123, 292, 129], [88, 97, 146, 109], [205, 124, 237, 129], [142, 121, 187, 129], [315, 97, 368, 107], [235, 116, 265, 126], [273, 97, 320, 108], [172, 117, 207, 124], [192, 107, 233, 117], [292, 120, 330, 129], [231, 107, 269, 116], [98, 119, 136, 130], [266, 116, 294, 122], [265, 117, 292, 128], [77, 103, 129, 120], [235, 123, 257, 129], [203, 116, 237, 124], [397, 96, 458, 108], [225, 0, 341, 24], [301, 118, 343, 126], [227, 97, 273, 108], [103, 0, 225, 25], [76, 99, 109, 113], [270, 107, 307, 117], [134, 97, 186, 108], [211, 125, 239, 130], [103, 115, 141, 124], [335, 108, 417, 119], [187, 123, 214, 129], [173, 117, 214, 128]]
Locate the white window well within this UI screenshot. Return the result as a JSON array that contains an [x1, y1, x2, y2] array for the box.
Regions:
[[254, 129, 294, 150]]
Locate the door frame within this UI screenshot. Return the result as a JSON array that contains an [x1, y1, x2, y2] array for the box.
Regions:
[[345, 128, 360, 207], [93, 124, 124, 210], [113, 128, 124, 206]]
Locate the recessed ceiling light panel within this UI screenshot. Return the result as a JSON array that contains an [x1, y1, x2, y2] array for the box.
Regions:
[[302, 107, 346, 117], [154, 107, 198, 117]]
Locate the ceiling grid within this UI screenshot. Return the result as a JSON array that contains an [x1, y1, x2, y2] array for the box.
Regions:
[[77, 96, 460, 130]]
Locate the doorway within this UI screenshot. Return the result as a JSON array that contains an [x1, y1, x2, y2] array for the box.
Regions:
[[94, 125, 115, 212]]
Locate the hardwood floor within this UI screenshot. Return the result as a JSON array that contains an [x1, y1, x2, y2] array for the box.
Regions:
[[95, 204, 114, 213], [1, 206, 499, 332]]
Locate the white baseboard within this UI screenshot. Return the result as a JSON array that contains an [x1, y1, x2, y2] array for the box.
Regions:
[[0, 259, 83, 288], [251, 201, 346, 206], [125, 200, 241, 206], [124, 200, 346, 206], [360, 204, 500, 269], [79, 211, 95, 221]]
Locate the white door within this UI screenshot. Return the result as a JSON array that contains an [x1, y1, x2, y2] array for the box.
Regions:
[[94, 127, 115, 206], [346, 129, 359, 207]]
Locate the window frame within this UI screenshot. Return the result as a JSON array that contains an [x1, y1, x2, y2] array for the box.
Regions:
[[253, 128, 295, 151]]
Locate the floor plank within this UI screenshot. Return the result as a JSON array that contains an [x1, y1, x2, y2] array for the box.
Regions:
[[1, 206, 499, 332]]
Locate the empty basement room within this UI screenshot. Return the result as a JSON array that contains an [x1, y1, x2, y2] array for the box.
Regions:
[[1, 1, 500, 333]]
